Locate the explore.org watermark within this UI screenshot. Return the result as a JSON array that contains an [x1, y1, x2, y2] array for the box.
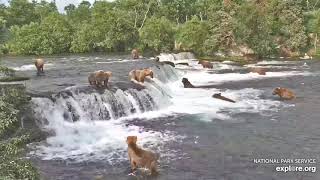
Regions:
[[253, 158, 317, 173]]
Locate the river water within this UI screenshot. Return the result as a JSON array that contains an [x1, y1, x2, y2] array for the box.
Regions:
[[1, 53, 320, 180]]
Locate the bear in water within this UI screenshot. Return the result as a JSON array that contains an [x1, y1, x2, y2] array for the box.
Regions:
[[131, 49, 139, 59], [251, 67, 266, 75], [126, 136, 159, 175], [198, 60, 213, 69], [88, 70, 112, 88], [212, 93, 236, 103], [182, 78, 195, 88], [272, 87, 295, 100], [35, 58, 44, 75]]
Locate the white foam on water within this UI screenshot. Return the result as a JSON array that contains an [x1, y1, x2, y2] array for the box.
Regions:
[[96, 59, 135, 64], [181, 70, 312, 86], [256, 60, 296, 65], [163, 79, 284, 120], [30, 99, 180, 163], [12, 63, 54, 71]]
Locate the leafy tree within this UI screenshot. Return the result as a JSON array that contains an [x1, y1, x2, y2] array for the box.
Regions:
[[38, 13, 72, 54], [269, 0, 308, 53], [0, 85, 39, 180], [176, 16, 209, 54], [65, 1, 91, 25], [204, 7, 235, 54], [139, 17, 175, 52], [8, 22, 41, 55], [305, 9, 320, 54], [234, 1, 276, 57], [9, 13, 72, 55], [70, 23, 95, 53], [35, 0, 58, 21], [6, 0, 39, 27], [64, 3, 76, 15]]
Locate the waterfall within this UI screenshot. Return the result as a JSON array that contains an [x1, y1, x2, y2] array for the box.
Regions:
[[32, 65, 181, 127], [29, 64, 183, 162]]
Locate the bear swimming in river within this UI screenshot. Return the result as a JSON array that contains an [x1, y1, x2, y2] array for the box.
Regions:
[[272, 87, 295, 100]]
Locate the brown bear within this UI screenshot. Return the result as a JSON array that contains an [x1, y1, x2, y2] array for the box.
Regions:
[[198, 60, 213, 69], [88, 72, 97, 86], [35, 58, 44, 75], [129, 68, 154, 84], [131, 49, 139, 59], [212, 93, 236, 103], [251, 67, 266, 75], [272, 87, 295, 100], [126, 136, 159, 175], [95, 70, 112, 88], [88, 70, 112, 88], [182, 78, 195, 88]]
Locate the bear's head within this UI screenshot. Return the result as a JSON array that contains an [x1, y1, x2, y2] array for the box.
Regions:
[[104, 71, 112, 77], [144, 69, 153, 78], [126, 136, 137, 145], [273, 87, 282, 95], [182, 78, 189, 84]]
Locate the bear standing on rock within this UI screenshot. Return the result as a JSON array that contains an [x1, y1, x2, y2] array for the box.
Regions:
[[129, 68, 154, 85], [88, 70, 112, 88], [35, 58, 44, 75]]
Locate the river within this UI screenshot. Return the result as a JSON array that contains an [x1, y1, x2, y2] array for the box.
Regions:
[[1, 53, 320, 180]]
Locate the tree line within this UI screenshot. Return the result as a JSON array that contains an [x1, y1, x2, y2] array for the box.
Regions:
[[0, 0, 320, 58]]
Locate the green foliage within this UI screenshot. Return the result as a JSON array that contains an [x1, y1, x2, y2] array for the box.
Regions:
[[0, 85, 39, 180], [9, 13, 72, 55], [0, 66, 15, 76], [176, 16, 209, 54], [99, 10, 138, 51], [6, 0, 39, 27], [204, 9, 235, 54], [234, 1, 275, 57], [270, 0, 308, 52], [140, 17, 175, 52], [70, 23, 95, 53], [0, 0, 318, 56]]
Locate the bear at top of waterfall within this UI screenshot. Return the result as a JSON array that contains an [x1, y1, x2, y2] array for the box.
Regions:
[[126, 136, 159, 175], [272, 87, 296, 100], [251, 67, 267, 75], [198, 60, 213, 69], [131, 49, 139, 59], [129, 68, 154, 85], [35, 58, 44, 75], [88, 70, 112, 88]]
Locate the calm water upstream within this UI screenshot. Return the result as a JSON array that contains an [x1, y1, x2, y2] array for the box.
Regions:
[[1, 53, 320, 180]]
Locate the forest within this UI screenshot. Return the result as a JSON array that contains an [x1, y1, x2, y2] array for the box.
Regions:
[[0, 0, 319, 58]]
